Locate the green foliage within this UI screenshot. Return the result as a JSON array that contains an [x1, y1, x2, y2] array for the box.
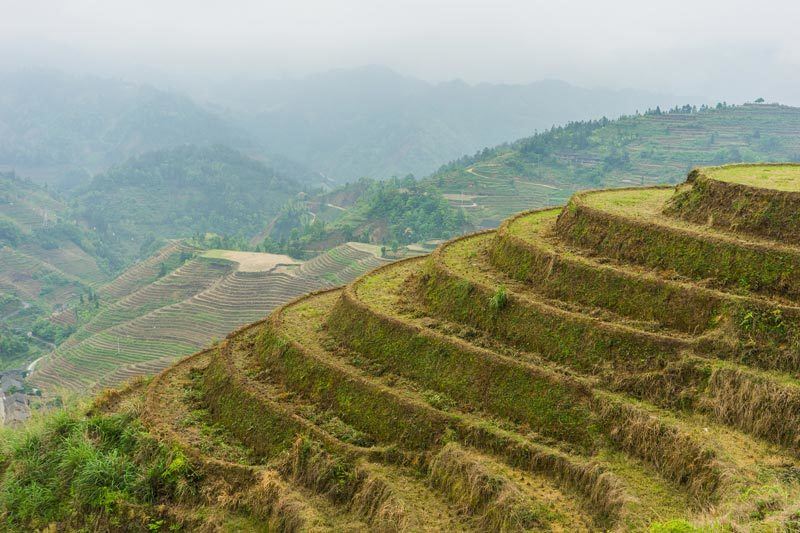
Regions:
[[31, 318, 76, 345], [0, 407, 197, 530], [268, 176, 469, 255], [649, 519, 703, 532], [0, 333, 30, 361], [737, 307, 787, 346], [0, 219, 23, 247], [488, 284, 508, 312], [77, 144, 303, 260]]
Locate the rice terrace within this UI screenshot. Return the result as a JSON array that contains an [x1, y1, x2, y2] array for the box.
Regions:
[[28, 242, 391, 394], [6, 163, 800, 531]]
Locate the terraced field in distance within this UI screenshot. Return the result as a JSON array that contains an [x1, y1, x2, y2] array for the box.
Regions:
[[94, 163, 800, 530], [30, 242, 390, 395], [432, 104, 800, 226], [441, 160, 576, 227], [0, 246, 84, 307], [98, 240, 199, 301]]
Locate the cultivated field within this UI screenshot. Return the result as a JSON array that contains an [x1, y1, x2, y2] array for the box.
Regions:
[[97, 163, 800, 530], [30, 242, 390, 394]]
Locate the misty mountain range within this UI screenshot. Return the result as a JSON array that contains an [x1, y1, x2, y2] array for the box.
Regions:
[[0, 66, 673, 187]]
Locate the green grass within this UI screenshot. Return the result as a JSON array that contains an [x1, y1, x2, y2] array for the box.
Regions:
[[706, 163, 800, 191], [0, 404, 196, 531]]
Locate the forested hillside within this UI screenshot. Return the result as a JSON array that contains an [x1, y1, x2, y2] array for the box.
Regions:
[[0, 172, 112, 368], [76, 145, 305, 260], [428, 103, 800, 225], [263, 176, 469, 256]]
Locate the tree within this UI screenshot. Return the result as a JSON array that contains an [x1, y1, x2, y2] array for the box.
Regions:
[[755, 97, 765, 104]]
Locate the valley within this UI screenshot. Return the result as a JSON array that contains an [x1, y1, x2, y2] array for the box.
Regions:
[[5, 2, 800, 528]]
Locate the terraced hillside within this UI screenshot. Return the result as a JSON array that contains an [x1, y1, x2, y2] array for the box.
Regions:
[[430, 103, 800, 226], [98, 240, 199, 301], [55, 163, 800, 531], [30, 243, 390, 395]]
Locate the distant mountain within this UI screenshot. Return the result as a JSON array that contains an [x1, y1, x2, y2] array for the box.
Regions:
[[209, 66, 674, 182], [0, 67, 675, 188], [0, 69, 252, 187]]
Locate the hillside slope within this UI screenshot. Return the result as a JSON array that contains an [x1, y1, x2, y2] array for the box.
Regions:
[[76, 145, 306, 260], [6, 164, 800, 530], [428, 103, 800, 226], [265, 176, 470, 256], [0, 171, 115, 368]]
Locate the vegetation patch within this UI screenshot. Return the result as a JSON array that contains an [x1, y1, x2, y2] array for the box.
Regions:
[[0, 406, 196, 531]]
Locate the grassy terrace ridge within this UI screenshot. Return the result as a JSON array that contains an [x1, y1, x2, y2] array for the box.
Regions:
[[343, 258, 800, 496], [8, 164, 800, 531], [494, 206, 800, 373], [665, 163, 800, 242], [703, 163, 800, 191], [558, 185, 800, 301]]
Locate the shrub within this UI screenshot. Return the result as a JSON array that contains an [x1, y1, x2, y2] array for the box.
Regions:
[[488, 284, 508, 312]]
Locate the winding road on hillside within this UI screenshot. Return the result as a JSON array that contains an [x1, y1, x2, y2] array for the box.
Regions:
[[465, 165, 562, 190]]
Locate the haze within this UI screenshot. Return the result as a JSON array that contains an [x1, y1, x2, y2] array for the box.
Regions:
[[2, 0, 799, 104]]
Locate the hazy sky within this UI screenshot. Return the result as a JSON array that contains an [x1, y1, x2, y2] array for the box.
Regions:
[[2, 0, 800, 103]]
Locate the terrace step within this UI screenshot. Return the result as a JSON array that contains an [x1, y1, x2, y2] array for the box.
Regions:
[[420, 235, 693, 374], [140, 349, 369, 531], [329, 257, 800, 518], [665, 164, 800, 242], [204, 324, 484, 531], [415, 236, 800, 454], [493, 208, 800, 374], [494, 208, 726, 334], [266, 289, 622, 527], [556, 187, 800, 300]]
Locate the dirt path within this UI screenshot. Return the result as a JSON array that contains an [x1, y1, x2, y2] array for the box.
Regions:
[[466, 166, 561, 190]]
